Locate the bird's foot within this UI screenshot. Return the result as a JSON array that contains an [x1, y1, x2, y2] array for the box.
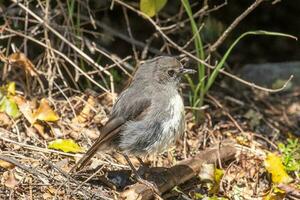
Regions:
[[137, 164, 150, 177], [136, 175, 160, 194]]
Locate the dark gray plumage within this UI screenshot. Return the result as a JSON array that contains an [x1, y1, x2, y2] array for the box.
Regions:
[[72, 56, 195, 172]]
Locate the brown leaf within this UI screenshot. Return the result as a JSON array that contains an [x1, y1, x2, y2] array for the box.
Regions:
[[1, 171, 19, 189], [8, 52, 38, 76], [0, 113, 11, 127], [14, 96, 35, 124], [33, 122, 50, 140], [0, 160, 15, 170], [278, 184, 300, 198], [73, 96, 96, 124]]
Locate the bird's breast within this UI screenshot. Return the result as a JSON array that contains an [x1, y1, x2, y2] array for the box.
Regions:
[[118, 92, 185, 156], [154, 93, 185, 153]]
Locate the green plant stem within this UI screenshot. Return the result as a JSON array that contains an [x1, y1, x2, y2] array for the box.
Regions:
[[182, 0, 206, 120]]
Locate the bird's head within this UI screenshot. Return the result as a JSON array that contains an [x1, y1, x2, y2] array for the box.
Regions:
[[134, 56, 196, 86]]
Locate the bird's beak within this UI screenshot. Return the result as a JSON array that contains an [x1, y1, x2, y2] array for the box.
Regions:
[[179, 67, 196, 74]]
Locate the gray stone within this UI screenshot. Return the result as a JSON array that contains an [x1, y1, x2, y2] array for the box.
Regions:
[[239, 62, 300, 91]]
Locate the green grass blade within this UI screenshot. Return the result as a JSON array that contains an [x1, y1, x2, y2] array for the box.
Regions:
[[182, 0, 205, 107], [204, 30, 297, 93]]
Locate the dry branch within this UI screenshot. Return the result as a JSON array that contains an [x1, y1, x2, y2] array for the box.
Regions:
[[209, 0, 265, 52], [120, 140, 237, 200], [114, 0, 293, 93]]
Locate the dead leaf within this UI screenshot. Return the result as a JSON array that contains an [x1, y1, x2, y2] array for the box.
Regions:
[[8, 52, 38, 76], [42, 192, 53, 200], [1, 171, 19, 188], [51, 126, 64, 138], [14, 96, 35, 123], [278, 184, 300, 198], [73, 96, 96, 124], [244, 109, 263, 128], [33, 98, 59, 122], [33, 122, 50, 140], [0, 113, 11, 126], [84, 128, 100, 140], [0, 160, 15, 169], [199, 163, 215, 183]]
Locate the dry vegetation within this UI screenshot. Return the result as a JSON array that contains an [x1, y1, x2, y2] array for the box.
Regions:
[[0, 0, 299, 199]]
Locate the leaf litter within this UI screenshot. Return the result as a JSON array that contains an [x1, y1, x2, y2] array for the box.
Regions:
[[0, 50, 299, 199]]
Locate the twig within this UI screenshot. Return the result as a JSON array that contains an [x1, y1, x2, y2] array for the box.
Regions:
[[113, 0, 293, 93], [123, 7, 139, 61], [79, 15, 165, 56], [209, 0, 265, 52], [4, 27, 109, 92], [71, 166, 104, 195], [0, 154, 49, 184], [0, 137, 78, 158], [207, 94, 244, 133], [11, 0, 114, 93]]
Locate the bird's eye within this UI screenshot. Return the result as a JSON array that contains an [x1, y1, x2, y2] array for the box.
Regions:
[[167, 69, 175, 77]]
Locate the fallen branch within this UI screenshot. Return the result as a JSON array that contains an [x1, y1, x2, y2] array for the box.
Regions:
[[120, 140, 237, 200]]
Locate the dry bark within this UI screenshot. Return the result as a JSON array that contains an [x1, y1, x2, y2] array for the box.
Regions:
[[120, 140, 237, 200]]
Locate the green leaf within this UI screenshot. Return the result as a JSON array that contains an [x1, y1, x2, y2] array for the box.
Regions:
[[278, 139, 300, 173], [48, 139, 83, 153], [140, 0, 167, 17], [0, 96, 20, 119]]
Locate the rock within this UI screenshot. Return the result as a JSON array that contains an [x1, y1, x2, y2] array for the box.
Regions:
[[238, 62, 300, 91]]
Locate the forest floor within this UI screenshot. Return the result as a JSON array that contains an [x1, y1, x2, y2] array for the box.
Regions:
[[0, 0, 299, 199], [0, 78, 299, 199]]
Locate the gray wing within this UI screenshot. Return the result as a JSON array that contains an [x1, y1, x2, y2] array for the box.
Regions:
[[71, 89, 151, 172]]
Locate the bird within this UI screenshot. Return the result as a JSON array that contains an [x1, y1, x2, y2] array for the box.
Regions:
[[71, 56, 195, 181]]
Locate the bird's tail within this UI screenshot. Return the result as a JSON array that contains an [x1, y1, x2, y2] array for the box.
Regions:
[[69, 123, 122, 173]]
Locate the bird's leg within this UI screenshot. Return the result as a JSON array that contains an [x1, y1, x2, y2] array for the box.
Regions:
[[135, 156, 150, 177], [123, 154, 160, 194], [136, 156, 145, 166], [123, 154, 141, 179]]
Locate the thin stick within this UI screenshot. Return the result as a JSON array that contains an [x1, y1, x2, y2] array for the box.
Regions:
[[209, 0, 265, 52], [0, 155, 49, 183], [114, 0, 292, 93], [71, 166, 104, 195], [0, 133, 80, 157], [11, 0, 114, 94], [5, 27, 109, 92]]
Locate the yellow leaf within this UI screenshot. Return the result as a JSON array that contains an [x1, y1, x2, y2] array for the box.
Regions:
[[214, 168, 224, 184], [6, 82, 16, 95], [48, 139, 83, 153], [264, 153, 292, 184], [140, 0, 167, 17], [33, 98, 59, 122], [209, 168, 224, 194]]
